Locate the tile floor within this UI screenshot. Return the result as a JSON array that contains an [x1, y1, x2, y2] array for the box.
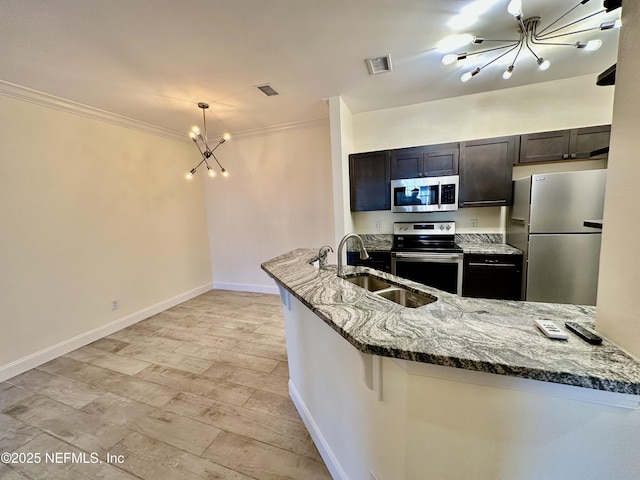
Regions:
[[0, 290, 332, 479]]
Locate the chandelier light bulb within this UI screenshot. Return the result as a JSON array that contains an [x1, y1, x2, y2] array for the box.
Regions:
[[537, 58, 551, 71], [207, 166, 216, 177], [461, 68, 480, 83], [585, 39, 603, 51], [442, 54, 458, 65], [503, 65, 514, 80], [507, 0, 522, 17], [191, 126, 200, 135], [189, 131, 197, 139], [185, 169, 196, 180], [223, 133, 231, 141], [221, 168, 229, 177]]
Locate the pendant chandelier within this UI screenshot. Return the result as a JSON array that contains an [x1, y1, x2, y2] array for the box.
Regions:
[[185, 102, 230, 179], [438, 0, 622, 83]]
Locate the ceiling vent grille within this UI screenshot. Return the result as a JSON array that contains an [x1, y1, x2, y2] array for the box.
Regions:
[[256, 84, 279, 96], [365, 54, 393, 75]]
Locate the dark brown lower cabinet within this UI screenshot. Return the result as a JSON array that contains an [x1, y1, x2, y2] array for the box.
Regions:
[[462, 254, 523, 300]]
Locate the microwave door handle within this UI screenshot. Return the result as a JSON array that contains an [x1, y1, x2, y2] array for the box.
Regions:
[[438, 181, 441, 209]]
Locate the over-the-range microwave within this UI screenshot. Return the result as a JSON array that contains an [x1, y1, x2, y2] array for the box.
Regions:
[[391, 175, 459, 213]]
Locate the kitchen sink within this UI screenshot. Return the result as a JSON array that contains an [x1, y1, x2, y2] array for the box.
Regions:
[[343, 274, 392, 292], [375, 287, 436, 308], [343, 274, 435, 308]]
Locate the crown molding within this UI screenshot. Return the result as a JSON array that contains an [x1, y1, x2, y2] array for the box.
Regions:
[[0, 80, 329, 142], [0, 80, 187, 143], [229, 117, 329, 139]]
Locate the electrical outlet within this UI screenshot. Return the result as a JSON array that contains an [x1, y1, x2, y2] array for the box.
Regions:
[[470, 219, 478, 229], [374, 221, 381, 232], [111, 299, 119, 311]]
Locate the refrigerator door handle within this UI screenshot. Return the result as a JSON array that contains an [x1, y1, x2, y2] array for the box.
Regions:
[[510, 217, 526, 224]]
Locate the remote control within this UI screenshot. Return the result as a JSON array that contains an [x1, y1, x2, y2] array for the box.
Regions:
[[565, 322, 603, 345], [534, 319, 568, 340]]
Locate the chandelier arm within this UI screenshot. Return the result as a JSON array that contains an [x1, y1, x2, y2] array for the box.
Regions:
[[536, 0, 593, 37], [508, 34, 526, 67], [190, 157, 208, 172], [464, 42, 520, 58], [207, 138, 226, 154], [535, 26, 601, 41], [531, 39, 580, 47], [524, 33, 542, 61], [209, 152, 225, 171], [536, 10, 606, 39], [478, 43, 522, 72], [192, 138, 208, 158]]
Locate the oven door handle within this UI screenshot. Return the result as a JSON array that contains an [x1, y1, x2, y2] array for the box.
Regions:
[[393, 252, 462, 261]]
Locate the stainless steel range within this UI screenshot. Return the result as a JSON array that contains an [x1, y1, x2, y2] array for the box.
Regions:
[[391, 221, 463, 295]]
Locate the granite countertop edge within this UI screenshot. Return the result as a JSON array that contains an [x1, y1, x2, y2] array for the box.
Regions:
[[261, 248, 640, 396], [345, 234, 523, 255]]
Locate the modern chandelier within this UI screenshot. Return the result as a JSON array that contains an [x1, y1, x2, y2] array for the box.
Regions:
[[185, 102, 231, 179], [438, 0, 622, 83]]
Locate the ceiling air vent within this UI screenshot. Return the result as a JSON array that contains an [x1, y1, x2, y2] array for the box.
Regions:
[[365, 54, 393, 75], [256, 84, 279, 96]]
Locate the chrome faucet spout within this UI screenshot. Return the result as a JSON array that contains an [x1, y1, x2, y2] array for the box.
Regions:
[[337, 233, 369, 278]]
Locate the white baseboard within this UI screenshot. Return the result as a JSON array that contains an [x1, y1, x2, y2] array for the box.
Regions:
[[289, 380, 349, 480], [0, 283, 212, 382], [213, 281, 279, 295]]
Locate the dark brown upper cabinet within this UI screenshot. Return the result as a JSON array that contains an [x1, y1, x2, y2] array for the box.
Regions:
[[519, 125, 610, 164], [459, 136, 519, 208], [390, 143, 459, 179], [349, 150, 390, 211]]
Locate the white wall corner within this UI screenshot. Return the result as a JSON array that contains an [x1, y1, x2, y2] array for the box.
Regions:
[[328, 96, 355, 252]]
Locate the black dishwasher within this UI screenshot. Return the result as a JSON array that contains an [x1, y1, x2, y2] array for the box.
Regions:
[[462, 253, 523, 300]]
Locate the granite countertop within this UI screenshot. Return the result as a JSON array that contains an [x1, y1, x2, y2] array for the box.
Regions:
[[261, 248, 640, 395]]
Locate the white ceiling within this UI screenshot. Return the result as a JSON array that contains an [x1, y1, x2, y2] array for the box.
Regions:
[[0, 0, 620, 136]]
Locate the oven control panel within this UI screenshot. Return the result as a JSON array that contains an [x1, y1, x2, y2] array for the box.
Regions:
[[393, 221, 456, 235]]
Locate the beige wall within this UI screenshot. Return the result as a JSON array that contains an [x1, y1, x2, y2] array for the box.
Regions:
[[203, 121, 335, 293], [0, 95, 213, 377], [596, 1, 640, 356], [349, 74, 614, 234]]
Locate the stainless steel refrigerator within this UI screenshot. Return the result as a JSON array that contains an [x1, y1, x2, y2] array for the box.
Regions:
[[506, 169, 606, 305]]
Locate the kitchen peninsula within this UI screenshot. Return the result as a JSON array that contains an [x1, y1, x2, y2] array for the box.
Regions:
[[262, 248, 640, 480]]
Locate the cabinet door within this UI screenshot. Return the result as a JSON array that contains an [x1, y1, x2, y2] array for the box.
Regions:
[[349, 151, 390, 211], [459, 136, 518, 207], [422, 143, 459, 176], [390, 147, 423, 179], [569, 125, 611, 159], [519, 129, 571, 163]]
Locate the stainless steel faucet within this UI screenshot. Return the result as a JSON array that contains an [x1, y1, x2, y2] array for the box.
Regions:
[[317, 245, 333, 269], [337, 233, 369, 278]]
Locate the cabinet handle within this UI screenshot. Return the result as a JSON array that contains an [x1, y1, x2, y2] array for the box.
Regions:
[[462, 200, 506, 205], [468, 263, 517, 267], [510, 217, 525, 224]]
